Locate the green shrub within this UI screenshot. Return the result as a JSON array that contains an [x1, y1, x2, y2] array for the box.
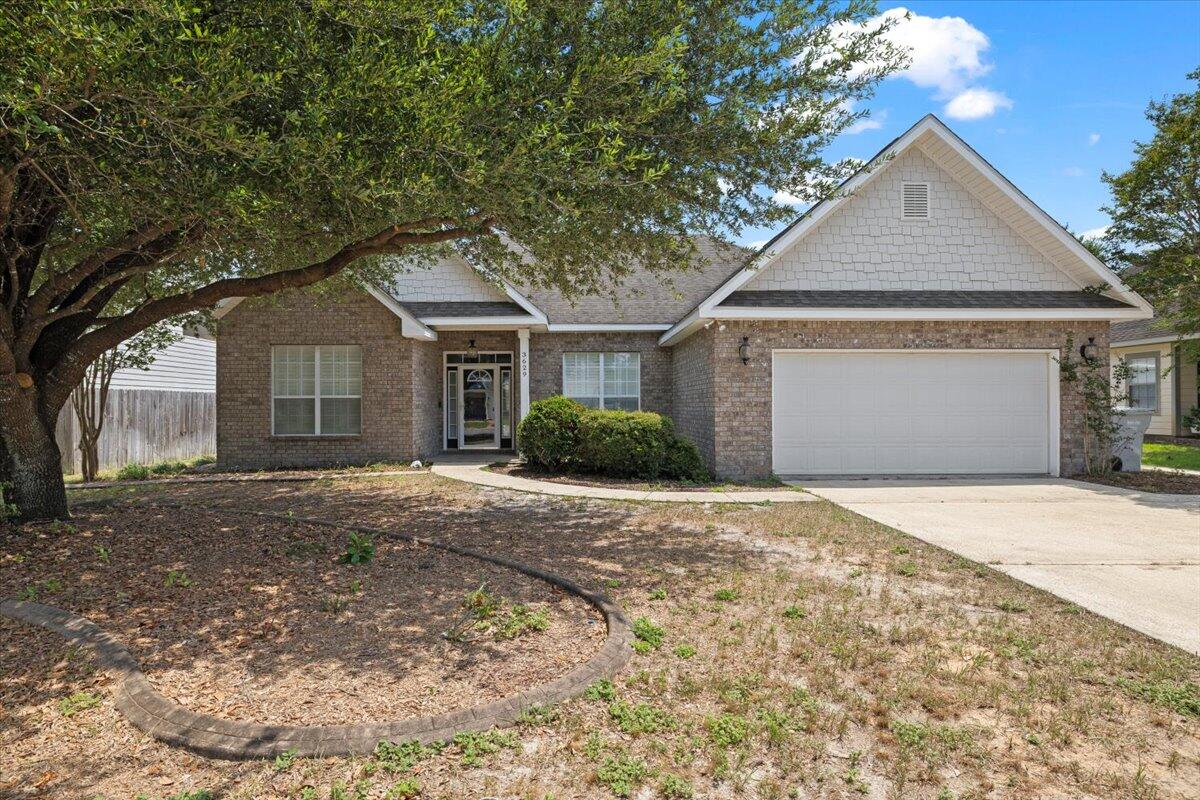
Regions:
[[662, 435, 710, 482], [577, 410, 674, 478], [517, 396, 587, 470], [116, 462, 151, 481]]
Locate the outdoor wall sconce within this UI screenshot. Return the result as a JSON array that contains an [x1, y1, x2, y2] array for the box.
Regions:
[[1078, 336, 1099, 362], [466, 339, 478, 360], [738, 336, 751, 365]]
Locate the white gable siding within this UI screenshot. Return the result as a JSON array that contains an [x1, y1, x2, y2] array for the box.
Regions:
[[385, 254, 510, 303], [745, 148, 1080, 292], [109, 335, 216, 391]]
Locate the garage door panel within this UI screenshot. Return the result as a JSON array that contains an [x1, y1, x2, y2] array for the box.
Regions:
[[773, 352, 1051, 475]]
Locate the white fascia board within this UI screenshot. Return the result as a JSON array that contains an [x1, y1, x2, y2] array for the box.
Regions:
[[421, 315, 543, 329], [925, 118, 1153, 317], [708, 306, 1148, 322], [212, 297, 245, 319], [501, 282, 549, 323], [365, 285, 438, 340], [658, 309, 704, 347], [697, 119, 936, 316], [546, 323, 671, 332], [686, 114, 1152, 327]]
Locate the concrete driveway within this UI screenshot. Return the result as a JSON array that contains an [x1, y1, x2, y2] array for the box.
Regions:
[[794, 478, 1200, 654]]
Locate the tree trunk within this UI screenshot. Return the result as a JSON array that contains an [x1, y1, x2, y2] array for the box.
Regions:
[[0, 386, 69, 522]]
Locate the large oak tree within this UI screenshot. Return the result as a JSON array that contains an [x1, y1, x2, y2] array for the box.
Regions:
[[1, 0, 902, 520]]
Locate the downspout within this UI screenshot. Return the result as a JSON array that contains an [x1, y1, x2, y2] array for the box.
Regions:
[[1174, 343, 1183, 436]]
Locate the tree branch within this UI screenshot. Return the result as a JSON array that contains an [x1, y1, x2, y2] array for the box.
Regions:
[[42, 217, 494, 408]]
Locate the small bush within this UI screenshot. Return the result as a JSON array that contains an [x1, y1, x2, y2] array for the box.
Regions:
[[706, 713, 750, 746], [608, 699, 675, 734], [585, 679, 617, 702], [116, 462, 151, 481], [660, 774, 695, 799], [576, 409, 675, 478], [517, 396, 587, 470], [663, 436, 710, 482]]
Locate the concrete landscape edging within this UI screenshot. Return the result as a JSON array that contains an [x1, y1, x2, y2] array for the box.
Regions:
[[1, 507, 633, 761]]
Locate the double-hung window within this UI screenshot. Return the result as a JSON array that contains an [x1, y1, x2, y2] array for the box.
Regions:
[[272, 345, 362, 435], [562, 352, 640, 411], [1125, 354, 1160, 412]]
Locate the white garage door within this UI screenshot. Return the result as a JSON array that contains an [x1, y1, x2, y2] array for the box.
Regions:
[[772, 351, 1054, 475]]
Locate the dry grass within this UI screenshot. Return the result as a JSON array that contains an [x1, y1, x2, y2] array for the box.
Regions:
[[2, 473, 1197, 799]]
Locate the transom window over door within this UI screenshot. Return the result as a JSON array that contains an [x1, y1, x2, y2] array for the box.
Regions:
[[562, 352, 640, 411], [1125, 354, 1160, 412], [272, 345, 362, 435]]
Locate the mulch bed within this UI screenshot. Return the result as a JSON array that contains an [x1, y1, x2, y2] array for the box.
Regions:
[[0, 505, 603, 728], [488, 462, 784, 492], [1074, 469, 1200, 494]]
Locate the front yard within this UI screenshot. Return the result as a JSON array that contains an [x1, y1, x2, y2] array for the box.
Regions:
[[1143, 442, 1200, 472], [2, 474, 1197, 799]]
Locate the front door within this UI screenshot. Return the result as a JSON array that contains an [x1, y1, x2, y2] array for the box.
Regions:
[[460, 367, 498, 448]]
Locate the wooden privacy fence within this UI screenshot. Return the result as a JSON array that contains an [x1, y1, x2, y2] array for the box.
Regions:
[[55, 389, 216, 475]]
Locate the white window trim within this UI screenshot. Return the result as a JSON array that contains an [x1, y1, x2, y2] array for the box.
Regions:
[[271, 345, 362, 436], [562, 352, 641, 411], [1124, 352, 1161, 414]]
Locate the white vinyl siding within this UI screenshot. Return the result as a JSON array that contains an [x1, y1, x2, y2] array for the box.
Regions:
[[563, 352, 640, 411], [1113, 343, 1176, 435], [109, 334, 215, 391], [772, 351, 1053, 475], [272, 345, 361, 436]]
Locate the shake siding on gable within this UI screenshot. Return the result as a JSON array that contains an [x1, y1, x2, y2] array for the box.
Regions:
[[745, 148, 1079, 293], [382, 254, 511, 303]]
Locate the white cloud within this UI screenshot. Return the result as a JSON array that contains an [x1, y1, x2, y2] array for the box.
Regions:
[[830, 8, 1012, 120], [1060, 166, 1085, 178], [845, 107, 887, 134], [943, 88, 1013, 120], [1079, 225, 1109, 240], [746, 239, 770, 251], [876, 7, 992, 93], [772, 189, 806, 207], [1088, 132, 1101, 146]]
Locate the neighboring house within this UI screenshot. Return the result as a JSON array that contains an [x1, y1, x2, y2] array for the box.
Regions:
[[1111, 314, 1199, 438], [214, 115, 1150, 478], [56, 333, 217, 473]]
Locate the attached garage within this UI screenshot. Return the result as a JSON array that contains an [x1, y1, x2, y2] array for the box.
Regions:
[[771, 350, 1058, 476]]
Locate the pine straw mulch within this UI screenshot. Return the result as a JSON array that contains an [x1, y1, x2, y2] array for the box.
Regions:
[[2, 473, 1198, 800]]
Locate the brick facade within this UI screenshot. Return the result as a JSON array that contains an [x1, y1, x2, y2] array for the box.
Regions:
[[218, 293, 1107, 479], [216, 291, 416, 469], [702, 319, 1108, 479], [528, 332, 673, 416]]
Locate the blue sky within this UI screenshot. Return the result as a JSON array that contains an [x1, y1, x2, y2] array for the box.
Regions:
[[737, 0, 1200, 248]]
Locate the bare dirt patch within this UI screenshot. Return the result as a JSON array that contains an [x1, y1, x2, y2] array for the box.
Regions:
[[0, 505, 602, 731], [3, 473, 1198, 800]]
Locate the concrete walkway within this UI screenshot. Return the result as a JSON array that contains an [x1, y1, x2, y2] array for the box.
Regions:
[[795, 477, 1200, 654], [430, 461, 814, 504]]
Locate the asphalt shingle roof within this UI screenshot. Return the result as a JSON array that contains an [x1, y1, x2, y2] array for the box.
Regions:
[[719, 290, 1135, 309], [401, 301, 529, 318], [520, 236, 750, 324]]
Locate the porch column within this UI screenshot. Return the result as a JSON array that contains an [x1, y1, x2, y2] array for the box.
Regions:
[[518, 328, 531, 421]]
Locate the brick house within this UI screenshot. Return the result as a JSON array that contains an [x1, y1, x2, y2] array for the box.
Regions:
[[215, 116, 1151, 478]]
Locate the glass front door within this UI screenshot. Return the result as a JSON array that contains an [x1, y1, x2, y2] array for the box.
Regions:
[[460, 367, 498, 448]]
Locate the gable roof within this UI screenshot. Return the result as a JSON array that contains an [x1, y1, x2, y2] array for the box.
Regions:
[[659, 115, 1152, 346], [1111, 311, 1199, 346], [519, 236, 750, 326]]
